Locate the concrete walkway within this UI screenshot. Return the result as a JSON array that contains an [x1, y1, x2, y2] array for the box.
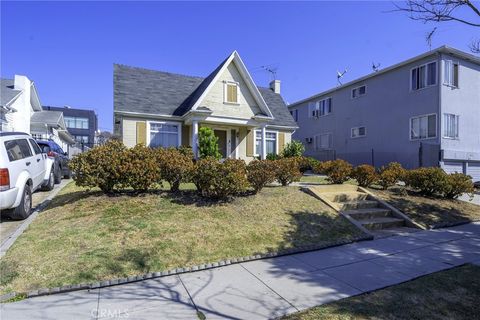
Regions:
[[2, 222, 480, 320]]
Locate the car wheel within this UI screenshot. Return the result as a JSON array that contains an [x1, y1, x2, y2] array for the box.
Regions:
[[64, 170, 72, 179], [8, 184, 32, 220], [54, 166, 62, 184], [42, 170, 55, 191]]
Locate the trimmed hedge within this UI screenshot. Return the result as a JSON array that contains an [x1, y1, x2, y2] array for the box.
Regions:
[[155, 148, 194, 192], [275, 157, 302, 186], [378, 162, 405, 190], [320, 160, 352, 184], [351, 164, 378, 188], [247, 160, 277, 194]]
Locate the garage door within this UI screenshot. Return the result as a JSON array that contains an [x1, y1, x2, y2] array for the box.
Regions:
[[467, 162, 480, 182], [442, 161, 464, 174]]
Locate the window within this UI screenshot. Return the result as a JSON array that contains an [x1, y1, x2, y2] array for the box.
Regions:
[[64, 116, 89, 129], [410, 114, 437, 140], [4, 139, 32, 161], [411, 62, 437, 90], [290, 109, 299, 122], [443, 114, 459, 139], [74, 135, 89, 143], [149, 122, 180, 148], [351, 127, 366, 138], [308, 98, 332, 118], [255, 131, 277, 156], [352, 85, 366, 98], [225, 81, 238, 104], [444, 60, 459, 87], [314, 133, 332, 150], [29, 139, 42, 154]]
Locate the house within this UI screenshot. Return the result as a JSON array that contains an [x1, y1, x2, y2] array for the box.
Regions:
[[1, 75, 76, 153], [288, 46, 480, 181], [44, 106, 98, 149], [113, 51, 297, 160], [1, 75, 42, 133]]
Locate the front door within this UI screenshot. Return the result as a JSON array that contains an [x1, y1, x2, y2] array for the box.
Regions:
[[214, 130, 227, 158]]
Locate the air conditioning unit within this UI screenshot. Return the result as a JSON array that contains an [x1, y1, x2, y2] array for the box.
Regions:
[[305, 137, 313, 144]]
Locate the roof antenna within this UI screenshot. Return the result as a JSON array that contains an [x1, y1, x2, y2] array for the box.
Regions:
[[337, 69, 347, 86], [372, 62, 381, 72], [426, 27, 437, 51], [261, 65, 278, 81]]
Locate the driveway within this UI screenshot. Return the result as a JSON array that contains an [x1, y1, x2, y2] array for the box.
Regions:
[[1, 222, 479, 320], [0, 179, 71, 248]]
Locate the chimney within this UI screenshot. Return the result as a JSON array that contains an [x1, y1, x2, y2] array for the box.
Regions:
[[269, 80, 281, 94], [14, 75, 30, 91]]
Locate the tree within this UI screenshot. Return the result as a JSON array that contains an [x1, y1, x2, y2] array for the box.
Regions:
[[394, 0, 480, 53], [198, 127, 221, 159]]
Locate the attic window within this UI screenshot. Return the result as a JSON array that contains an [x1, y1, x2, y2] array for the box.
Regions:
[[225, 81, 238, 104]]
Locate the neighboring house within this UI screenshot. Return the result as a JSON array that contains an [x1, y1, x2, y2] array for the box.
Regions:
[[113, 51, 297, 160], [30, 110, 76, 153], [289, 46, 480, 181], [43, 106, 98, 148], [1, 75, 42, 133]]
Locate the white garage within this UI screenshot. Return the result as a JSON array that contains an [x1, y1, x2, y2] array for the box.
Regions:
[[467, 162, 480, 182], [442, 161, 464, 175]]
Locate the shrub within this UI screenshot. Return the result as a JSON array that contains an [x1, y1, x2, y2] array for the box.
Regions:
[[351, 164, 378, 187], [266, 153, 280, 161], [247, 160, 277, 193], [155, 148, 194, 192], [443, 173, 474, 199], [322, 159, 352, 184], [193, 158, 249, 199], [275, 158, 302, 186], [404, 167, 447, 196], [292, 156, 312, 173], [177, 146, 194, 159], [70, 140, 129, 193], [378, 162, 406, 190], [198, 127, 221, 159], [281, 140, 305, 158], [311, 160, 326, 174], [125, 144, 160, 191]]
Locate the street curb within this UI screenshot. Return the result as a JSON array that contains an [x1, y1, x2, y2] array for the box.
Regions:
[[1, 234, 373, 303], [0, 180, 71, 258]]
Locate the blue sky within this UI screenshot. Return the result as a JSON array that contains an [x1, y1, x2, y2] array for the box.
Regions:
[[1, 1, 477, 131]]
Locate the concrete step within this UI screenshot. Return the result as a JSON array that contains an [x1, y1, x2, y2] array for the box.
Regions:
[[323, 192, 369, 203], [358, 217, 405, 230], [338, 200, 378, 211], [343, 208, 392, 220]]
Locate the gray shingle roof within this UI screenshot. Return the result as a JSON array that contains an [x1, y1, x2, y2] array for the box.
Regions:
[[114, 63, 297, 128], [1, 79, 22, 107], [30, 110, 63, 126]]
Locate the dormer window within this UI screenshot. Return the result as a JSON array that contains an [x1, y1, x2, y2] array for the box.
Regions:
[[224, 81, 239, 104]]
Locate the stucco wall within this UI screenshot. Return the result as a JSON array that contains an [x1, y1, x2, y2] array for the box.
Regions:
[[291, 53, 442, 169]]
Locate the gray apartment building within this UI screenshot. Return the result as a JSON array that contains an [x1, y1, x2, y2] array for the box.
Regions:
[[288, 46, 480, 181]]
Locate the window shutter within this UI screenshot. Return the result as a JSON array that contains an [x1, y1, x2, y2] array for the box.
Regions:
[[136, 121, 146, 145], [278, 132, 285, 154], [182, 125, 190, 146], [453, 63, 459, 87], [308, 103, 313, 118], [246, 130, 254, 156]]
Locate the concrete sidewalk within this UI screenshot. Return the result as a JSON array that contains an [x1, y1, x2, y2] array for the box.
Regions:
[[2, 222, 479, 320]]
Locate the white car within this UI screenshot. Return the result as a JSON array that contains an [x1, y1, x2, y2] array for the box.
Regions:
[[0, 132, 54, 219]]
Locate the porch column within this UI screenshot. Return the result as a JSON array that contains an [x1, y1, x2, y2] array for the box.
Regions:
[[261, 124, 267, 160], [192, 120, 199, 159]]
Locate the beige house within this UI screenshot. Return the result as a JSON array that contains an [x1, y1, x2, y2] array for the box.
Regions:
[[114, 51, 297, 160]]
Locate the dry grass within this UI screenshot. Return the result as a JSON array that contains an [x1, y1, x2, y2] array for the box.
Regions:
[[283, 264, 480, 320], [0, 182, 364, 294], [371, 187, 480, 228]]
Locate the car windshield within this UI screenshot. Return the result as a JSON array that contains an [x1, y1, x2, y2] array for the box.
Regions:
[[38, 144, 51, 153]]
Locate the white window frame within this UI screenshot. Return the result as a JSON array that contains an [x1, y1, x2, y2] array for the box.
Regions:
[[351, 85, 367, 99], [351, 126, 367, 138], [410, 61, 437, 91], [223, 80, 239, 105], [314, 132, 333, 151], [309, 98, 332, 118], [290, 109, 299, 122], [442, 113, 459, 139], [147, 120, 182, 148], [443, 60, 460, 88], [409, 113, 437, 141], [254, 130, 278, 156]]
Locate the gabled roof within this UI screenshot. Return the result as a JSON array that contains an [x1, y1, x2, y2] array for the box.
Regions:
[[30, 110, 65, 127], [289, 45, 480, 108], [114, 52, 297, 128], [0, 79, 22, 108]]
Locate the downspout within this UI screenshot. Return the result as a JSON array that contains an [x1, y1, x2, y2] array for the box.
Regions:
[[438, 52, 443, 167]]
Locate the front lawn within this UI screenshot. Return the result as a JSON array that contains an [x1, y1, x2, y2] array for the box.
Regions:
[[372, 187, 480, 228], [283, 264, 480, 320], [0, 182, 364, 294]]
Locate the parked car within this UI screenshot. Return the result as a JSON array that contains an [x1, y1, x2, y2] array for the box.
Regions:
[[35, 140, 71, 183], [0, 132, 54, 219]]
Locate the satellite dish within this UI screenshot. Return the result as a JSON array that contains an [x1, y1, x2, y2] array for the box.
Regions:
[[372, 62, 381, 72], [337, 69, 348, 85]]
